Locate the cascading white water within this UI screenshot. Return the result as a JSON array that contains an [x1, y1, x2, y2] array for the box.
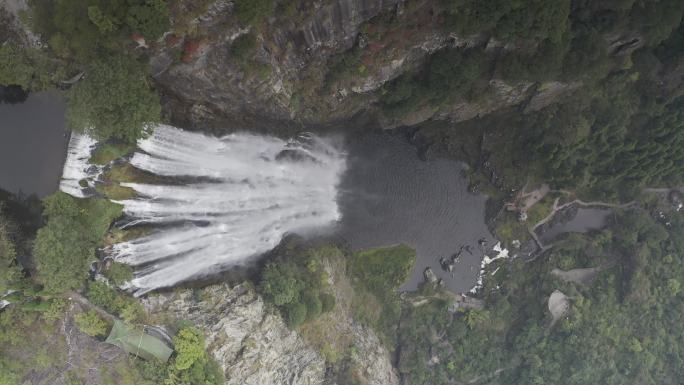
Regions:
[[60, 132, 101, 197], [107, 125, 346, 295]]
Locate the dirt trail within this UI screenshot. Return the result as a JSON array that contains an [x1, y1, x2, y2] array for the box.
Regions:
[[551, 267, 602, 286], [65, 291, 117, 323]]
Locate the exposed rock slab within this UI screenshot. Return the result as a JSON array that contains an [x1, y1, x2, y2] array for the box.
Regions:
[[551, 267, 602, 286], [548, 290, 570, 326], [143, 283, 327, 385]]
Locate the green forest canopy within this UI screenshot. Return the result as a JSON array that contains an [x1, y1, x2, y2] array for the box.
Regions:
[[398, 208, 684, 385], [33, 193, 122, 292]]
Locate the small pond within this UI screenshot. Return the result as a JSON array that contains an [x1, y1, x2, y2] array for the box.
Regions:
[[539, 207, 613, 244]]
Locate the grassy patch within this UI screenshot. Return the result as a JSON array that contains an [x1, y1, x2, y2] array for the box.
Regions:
[[526, 195, 556, 225], [89, 143, 135, 165], [96, 183, 137, 200], [105, 227, 151, 246], [349, 244, 416, 291], [348, 244, 416, 346], [103, 164, 139, 183], [493, 211, 531, 247]]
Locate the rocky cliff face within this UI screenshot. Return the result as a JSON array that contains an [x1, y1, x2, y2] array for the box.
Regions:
[[149, 0, 589, 133], [151, 0, 403, 131], [149, 0, 501, 131], [142, 262, 400, 385], [143, 283, 327, 385]]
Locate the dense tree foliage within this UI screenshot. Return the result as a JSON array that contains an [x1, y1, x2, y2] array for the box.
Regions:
[[66, 54, 161, 143], [33, 193, 122, 292], [381, 48, 494, 115], [173, 327, 205, 370], [28, 0, 169, 59], [0, 43, 34, 89], [444, 0, 572, 43], [259, 242, 339, 327], [137, 326, 224, 385], [0, 205, 23, 293], [86, 281, 145, 323], [0, 43, 65, 91], [398, 208, 684, 384], [381, 0, 683, 138], [233, 0, 274, 24]]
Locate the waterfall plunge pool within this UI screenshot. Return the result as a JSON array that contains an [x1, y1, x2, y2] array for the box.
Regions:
[[57, 125, 497, 295]]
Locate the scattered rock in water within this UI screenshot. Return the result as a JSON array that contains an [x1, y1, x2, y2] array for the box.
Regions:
[[439, 256, 454, 272], [424, 267, 438, 283], [275, 148, 318, 163]]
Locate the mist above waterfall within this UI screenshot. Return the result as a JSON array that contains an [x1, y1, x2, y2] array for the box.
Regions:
[[105, 125, 345, 295]]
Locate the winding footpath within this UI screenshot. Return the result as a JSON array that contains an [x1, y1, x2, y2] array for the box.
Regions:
[[527, 197, 636, 253]]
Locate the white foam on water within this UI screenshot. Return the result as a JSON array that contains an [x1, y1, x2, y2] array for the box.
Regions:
[[469, 242, 509, 294]]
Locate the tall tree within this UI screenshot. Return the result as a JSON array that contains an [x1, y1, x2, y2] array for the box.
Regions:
[[66, 54, 161, 143]]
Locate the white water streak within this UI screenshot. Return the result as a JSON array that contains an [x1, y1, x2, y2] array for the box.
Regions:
[[59, 132, 101, 197], [469, 242, 509, 294], [108, 125, 346, 295]]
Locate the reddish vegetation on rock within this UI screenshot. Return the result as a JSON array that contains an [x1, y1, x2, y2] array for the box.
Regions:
[[182, 39, 204, 62], [166, 34, 182, 48]]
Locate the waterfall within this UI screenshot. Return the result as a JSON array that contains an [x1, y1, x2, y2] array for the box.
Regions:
[[60, 132, 101, 197], [106, 125, 346, 295]]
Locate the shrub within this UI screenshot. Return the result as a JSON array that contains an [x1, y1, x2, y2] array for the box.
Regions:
[[74, 309, 108, 337], [284, 301, 307, 327], [104, 262, 134, 286], [320, 293, 336, 313], [260, 263, 305, 306], [86, 281, 145, 323], [230, 33, 257, 61], [173, 327, 205, 370], [87, 281, 119, 309], [302, 291, 322, 321], [233, 0, 274, 24], [125, 0, 170, 40]]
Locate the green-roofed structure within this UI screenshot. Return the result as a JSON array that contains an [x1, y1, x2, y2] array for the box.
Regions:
[[105, 320, 174, 362]]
